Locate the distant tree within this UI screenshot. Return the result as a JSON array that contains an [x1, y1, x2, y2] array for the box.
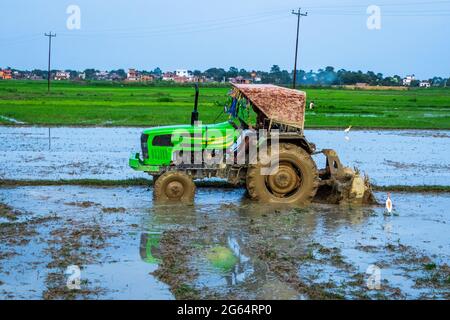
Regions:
[[152, 67, 162, 76], [365, 71, 377, 85], [337, 69, 351, 84], [376, 73, 383, 84], [83, 69, 98, 80], [294, 69, 307, 84], [238, 68, 249, 77], [259, 72, 271, 84], [270, 65, 281, 74], [267, 65, 286, 84], [386, 75, 402, 86], [204, 68, 226, 82], [66, 70, 79, 79], [115, 69, 127, 79], [31, 69, 46, 78], [410, 80, 420, 87], [317, 66, 337, 85], [430, 77, 442, 86], [227, 67, 238, 78]]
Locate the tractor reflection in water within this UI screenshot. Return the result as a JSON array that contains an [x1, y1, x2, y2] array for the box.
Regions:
[[137, 199, 377, 299]]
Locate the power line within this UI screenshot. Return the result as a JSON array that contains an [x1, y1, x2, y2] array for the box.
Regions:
[[44, 32, 56, 93], [301, 0, 450, 9], [292, 8, 307, 89], [4, 1, 449, 42], [0, 35, 41, 47], [55, 17, 292, 42], [311, 11, 450, 16], [57, 9, 289, 35], [57, 13, 289, 39]]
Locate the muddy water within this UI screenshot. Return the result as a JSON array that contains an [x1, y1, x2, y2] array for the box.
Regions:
[[0, 186, 448, 299], [0, 127, 449, 186]]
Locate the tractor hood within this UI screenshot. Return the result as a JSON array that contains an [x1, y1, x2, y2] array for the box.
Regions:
[[142, 124, 194, 136], [142, 120, 235, 136]]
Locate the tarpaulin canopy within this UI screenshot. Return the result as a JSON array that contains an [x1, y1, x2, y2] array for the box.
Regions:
[[232, 84, 306, 129]]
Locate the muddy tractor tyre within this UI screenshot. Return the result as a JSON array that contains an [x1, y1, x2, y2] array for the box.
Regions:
[[153, 171, 196, 202], [152, 175, 160, 184], [246, 143, 319, 205]]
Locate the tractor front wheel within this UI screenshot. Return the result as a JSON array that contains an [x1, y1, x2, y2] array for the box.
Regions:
[[153, 171, 196, 202]]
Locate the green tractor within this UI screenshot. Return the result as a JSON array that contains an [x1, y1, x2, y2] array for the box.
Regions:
[[129, 84, 374, 205]]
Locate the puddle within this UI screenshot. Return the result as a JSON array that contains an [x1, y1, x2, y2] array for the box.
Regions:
[[0, 127, 449, 186], [0, 186, 448, 299]]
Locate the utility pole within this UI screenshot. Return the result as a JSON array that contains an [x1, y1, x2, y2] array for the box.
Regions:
[[292, 8, 307, 89], [44, 32, 56, 93]]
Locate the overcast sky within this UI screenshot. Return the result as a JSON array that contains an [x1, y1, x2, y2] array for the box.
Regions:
[[1, 0, 449, 78]]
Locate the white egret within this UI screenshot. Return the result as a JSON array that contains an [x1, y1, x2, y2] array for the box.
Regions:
[[385, 193, 393, 214]]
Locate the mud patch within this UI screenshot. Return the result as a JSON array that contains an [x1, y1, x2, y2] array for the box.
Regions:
[[150, 228, 200, 299], [64, 201, 100, 208], [43, 222, 117, 300], [0, 202, 20, 221], [384, 160, 450, 171], [101, 207, 126, 213]]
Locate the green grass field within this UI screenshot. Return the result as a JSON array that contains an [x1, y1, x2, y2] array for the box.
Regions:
[[0, 80, 449, 129]]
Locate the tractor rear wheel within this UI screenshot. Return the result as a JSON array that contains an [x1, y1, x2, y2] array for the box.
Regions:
[[246, 143, 319, 205], [154, 171, 196, 202]]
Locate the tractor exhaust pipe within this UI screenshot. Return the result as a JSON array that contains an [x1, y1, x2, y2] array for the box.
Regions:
[[191, 84, 199, 125]]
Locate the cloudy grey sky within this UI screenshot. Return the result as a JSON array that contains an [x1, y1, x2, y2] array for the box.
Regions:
[[1, 0, 449, 78]]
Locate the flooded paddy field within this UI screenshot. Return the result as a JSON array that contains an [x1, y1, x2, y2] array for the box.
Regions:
[[0, 127, 449, 186], [0, 186, 448, 300], [0, 126, 449, 300]]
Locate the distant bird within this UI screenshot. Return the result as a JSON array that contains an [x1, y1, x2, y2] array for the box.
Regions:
[[385, 193, 393, 214], [345, 136, 350, 142], [344, 125, 352, 133]]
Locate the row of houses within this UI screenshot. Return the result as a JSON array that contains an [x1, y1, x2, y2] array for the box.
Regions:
[[51, 71, 436, 87], [0, 69, 12, 80], [126, 69, 218, 83], [353, 75, 432, 88], [54, 70, 126, 81], [0, 67, 437, 87], [54, 71, 71, 80], [0, 68, 264, 84], [0, 69, 43, 80], [128, 69, 262, 84], [1, 69, 46, 80], [402, 75, 431, 88], [126, 69, 156, 82]]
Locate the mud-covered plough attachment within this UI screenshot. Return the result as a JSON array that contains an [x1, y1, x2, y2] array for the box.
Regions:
[[314, 149, 376, 205]]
